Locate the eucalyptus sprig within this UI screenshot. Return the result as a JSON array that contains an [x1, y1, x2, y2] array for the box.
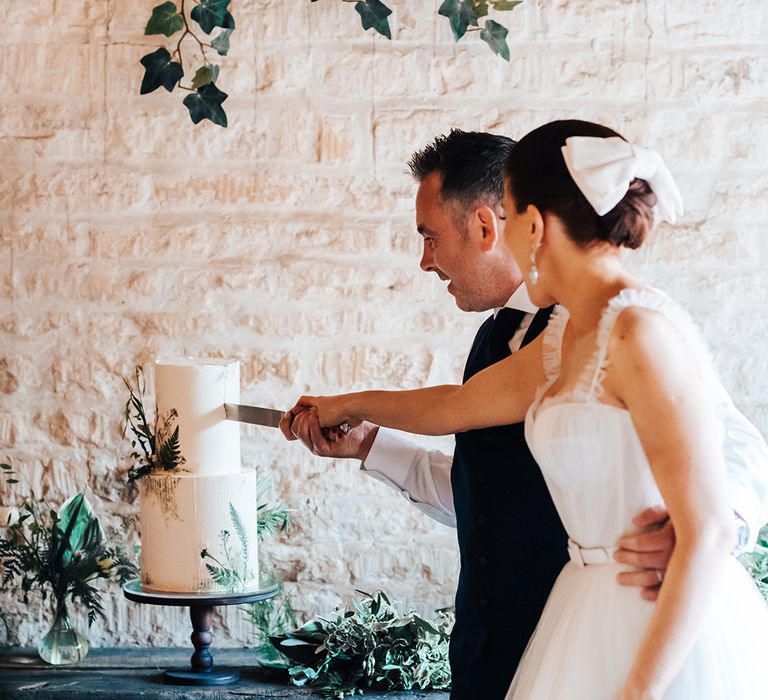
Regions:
[[272, 590, 453, 698], [0, 466, 137, 627]]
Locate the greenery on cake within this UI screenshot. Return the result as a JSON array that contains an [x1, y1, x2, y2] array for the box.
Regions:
[[124, 366, 186, 482], [0, 465, 137, 627], [200, 503, 256, 593], [271, 590, 453, 698]]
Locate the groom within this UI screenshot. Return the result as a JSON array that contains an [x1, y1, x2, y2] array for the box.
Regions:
[[281, 130, 768, 699]]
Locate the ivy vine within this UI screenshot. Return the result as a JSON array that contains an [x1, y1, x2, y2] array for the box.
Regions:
[[139, 0, 523, 128]]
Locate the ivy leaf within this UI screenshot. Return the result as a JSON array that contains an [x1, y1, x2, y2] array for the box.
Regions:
[[211, 28, 233, 56], [144, 1, 184, 37], [469, 0, 489, 18], [438, 0, 479, 41], [479, 19, 510, 60], [191, 64, 220, 89], [490, 0, 523, 10], [183, 83, 228, 127], [354, 0, 392, 40], [191, 0, 235, 35], [139, 48, 183, 94]]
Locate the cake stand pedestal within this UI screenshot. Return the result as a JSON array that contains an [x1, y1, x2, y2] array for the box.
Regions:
[[123, 580, 279, 686]]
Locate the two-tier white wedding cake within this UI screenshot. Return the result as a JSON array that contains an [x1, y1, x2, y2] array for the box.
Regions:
[[139, 358, 259, 593]]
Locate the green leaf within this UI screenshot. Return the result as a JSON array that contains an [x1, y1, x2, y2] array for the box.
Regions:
[[438, 0, 479, 41], [139, 48, 183, 94], [490, 0, 523, 10], [191, 64, 220, 89], [479, 19, 510, 60], [211, 28, 233, 56], [145, 2, 185, 37], [191, 0, 235, 35], [354, 0, 392, 40], [183, 83, 228, 127], [469, 0, 489, 18], [57, 493, 101, 565]]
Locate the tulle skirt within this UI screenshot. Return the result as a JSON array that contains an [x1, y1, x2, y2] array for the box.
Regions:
[[506, 558, 768, 699]]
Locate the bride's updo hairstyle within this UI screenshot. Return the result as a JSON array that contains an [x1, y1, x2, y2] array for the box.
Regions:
[[503, 120, 656, 249]]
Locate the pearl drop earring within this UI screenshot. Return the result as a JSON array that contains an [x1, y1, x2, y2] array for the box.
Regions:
[[529, 244, 540, 286]]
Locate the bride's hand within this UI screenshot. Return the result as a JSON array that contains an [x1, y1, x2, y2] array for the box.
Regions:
[[290, 394, 362, 431]]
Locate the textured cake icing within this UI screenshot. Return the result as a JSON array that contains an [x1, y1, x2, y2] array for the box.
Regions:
[[139, 358, 259, 593]]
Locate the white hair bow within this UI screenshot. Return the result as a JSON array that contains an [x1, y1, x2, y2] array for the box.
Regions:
[[561, 136, 684, 224]]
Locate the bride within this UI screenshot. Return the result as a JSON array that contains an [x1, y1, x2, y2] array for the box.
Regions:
[[286, 120, 768, 699]]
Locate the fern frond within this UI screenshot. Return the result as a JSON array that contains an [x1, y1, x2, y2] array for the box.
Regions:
[[157, 424, 183, 471], [229, 503, 249, 564]]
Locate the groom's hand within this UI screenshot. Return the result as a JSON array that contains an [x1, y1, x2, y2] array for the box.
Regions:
[[614, 506, 675, 601], [282, 408, 379, 462]]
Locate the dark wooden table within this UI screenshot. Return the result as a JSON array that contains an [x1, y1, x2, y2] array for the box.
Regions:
[[0, 648, 450, 699]]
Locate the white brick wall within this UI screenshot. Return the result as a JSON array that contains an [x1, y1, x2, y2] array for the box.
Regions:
[[1, 0, 767, 647]]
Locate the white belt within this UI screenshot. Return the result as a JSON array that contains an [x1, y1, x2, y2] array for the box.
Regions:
[[568, 538, 617, 567]]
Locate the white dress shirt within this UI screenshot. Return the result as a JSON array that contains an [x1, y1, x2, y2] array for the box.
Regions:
[[362, 285, 768, 549]]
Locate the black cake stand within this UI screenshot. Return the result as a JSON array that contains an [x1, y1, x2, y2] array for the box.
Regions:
[[123, 579, 279, 686]]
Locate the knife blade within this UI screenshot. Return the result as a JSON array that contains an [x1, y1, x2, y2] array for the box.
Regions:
[[224, 402, 350, 434], [224, 403, 284, 428]]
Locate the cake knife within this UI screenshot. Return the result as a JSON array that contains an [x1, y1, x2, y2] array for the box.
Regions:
[[224, 403, 350, 433]]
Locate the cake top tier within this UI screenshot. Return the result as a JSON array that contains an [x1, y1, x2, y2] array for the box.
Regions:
[[155, 358, 241, 476]]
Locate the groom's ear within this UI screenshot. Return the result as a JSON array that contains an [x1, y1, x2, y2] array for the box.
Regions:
[[471, 205, 501, 253]]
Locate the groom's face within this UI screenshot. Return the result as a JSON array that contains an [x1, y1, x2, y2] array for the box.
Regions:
[[415, 172, 518, 312]]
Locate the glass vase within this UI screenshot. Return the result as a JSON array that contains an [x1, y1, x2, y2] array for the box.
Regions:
[[37, 602, 89, 665]]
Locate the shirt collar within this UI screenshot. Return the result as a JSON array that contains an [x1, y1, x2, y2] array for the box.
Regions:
[[494, 283, 539, 317]]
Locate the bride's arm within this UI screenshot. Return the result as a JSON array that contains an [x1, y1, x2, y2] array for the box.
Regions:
[[290, 332, 547, 436], [607, 308, 734, 700]]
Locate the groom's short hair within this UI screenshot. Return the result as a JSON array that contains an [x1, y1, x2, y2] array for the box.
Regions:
[[407, 129, 516, 213]]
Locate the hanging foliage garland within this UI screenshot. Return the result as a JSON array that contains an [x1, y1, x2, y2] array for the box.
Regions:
[[138, 0, 523, 127]]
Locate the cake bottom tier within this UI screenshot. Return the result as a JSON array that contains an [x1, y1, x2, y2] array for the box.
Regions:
[[139, 468, 259, 593]]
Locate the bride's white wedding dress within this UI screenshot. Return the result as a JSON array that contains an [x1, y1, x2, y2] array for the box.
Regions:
[[506, 288, 768, 699]]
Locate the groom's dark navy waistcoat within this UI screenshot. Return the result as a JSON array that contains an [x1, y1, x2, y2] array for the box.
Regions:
[[449, 306, 569, 700]]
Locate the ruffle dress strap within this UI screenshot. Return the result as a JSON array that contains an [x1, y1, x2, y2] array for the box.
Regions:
[[585, 287, 707, 401], [541, 305, 569, 382]]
